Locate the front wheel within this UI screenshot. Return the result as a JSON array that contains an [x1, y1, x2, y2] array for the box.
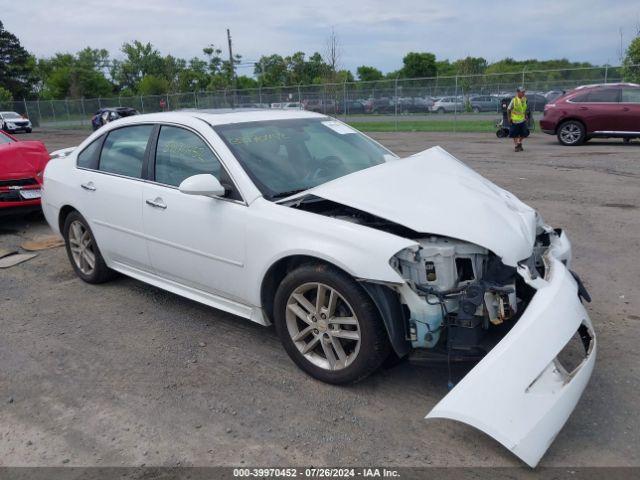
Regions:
[[273, 263, 390, 384], [557, 120, 585, 146], [62, 211, 116, 284]]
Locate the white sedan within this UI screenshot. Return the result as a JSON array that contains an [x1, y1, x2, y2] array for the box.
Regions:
[[43, 110, 595, 467]]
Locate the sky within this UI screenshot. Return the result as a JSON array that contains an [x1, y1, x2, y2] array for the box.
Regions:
[[2, 0, 639, 74]]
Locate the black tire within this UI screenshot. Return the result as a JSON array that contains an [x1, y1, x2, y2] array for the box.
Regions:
[[472, 107, 480, 113], [273, 263, 390, 384], [62, 211, 116, 284], [437, 107, 445, 114], [557, 120, 585, 146], [25, 128, 32, 133]]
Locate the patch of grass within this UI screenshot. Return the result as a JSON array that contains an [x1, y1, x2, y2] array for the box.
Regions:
[[347, 119, 496, 133]]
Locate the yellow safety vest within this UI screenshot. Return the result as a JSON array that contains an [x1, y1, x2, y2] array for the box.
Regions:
[[511, 96, 527, 123]]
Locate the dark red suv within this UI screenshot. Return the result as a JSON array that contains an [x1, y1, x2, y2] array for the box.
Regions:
[[540, 83, 640, 145]]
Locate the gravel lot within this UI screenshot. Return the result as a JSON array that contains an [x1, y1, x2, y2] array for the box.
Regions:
[[1, 128, 639, 469]]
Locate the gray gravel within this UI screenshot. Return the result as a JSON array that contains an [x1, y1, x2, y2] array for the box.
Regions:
[[0, 128, 638, 468]]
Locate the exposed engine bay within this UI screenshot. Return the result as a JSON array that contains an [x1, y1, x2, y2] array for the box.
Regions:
[[291, 195, 549, 357]]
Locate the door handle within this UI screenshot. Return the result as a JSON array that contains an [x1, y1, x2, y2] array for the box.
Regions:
[[80, 182, 96, 191], [622, 107, 630, 112], [579, 107, 588, 111], [146, 198, 167, 209]]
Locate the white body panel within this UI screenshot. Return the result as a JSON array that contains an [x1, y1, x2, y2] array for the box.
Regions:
[[426, 233, 595, 467], [283, 146, 537, 267], [41, 110, 595, 468]]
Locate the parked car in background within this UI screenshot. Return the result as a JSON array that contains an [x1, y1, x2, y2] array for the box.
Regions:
[[91, 107, 139, 131], [302, 99, 339, 115], [41, 109, 595, 467], [544, 90, 565, 102], [0, 130, 49, 215], [343, 100, 366, 115], [469, 95, 500, 112], [362, 98, 394, 114], [430, 96, 464, 113], [540, 82, 640, 145], [0, 111, 32, 133], [271, 102, 302, 110], [525, 93, 548, 112]]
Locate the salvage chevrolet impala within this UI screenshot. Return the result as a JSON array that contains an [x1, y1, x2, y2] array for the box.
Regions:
[[41, 110, 596, 467]]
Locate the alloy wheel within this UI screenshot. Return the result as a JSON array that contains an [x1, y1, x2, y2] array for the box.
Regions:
[[68, 220, 96, 275], [285, 282, 361, 371], [560, 123, 582, 144]]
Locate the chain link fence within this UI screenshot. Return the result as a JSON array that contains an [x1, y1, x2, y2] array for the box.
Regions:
[[1, 64, 636, 131]]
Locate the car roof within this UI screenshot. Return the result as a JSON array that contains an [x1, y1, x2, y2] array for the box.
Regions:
[[574, 82, 640, 90], [105, 108, 327, 127]]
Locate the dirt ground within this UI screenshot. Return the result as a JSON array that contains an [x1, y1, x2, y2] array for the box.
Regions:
[[1, 128, 639, 469]]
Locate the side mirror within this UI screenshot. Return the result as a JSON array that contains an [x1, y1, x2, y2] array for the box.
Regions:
[[178, 174, 226, 198]]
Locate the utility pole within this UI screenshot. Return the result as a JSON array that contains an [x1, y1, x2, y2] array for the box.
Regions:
[[227, 28, 237, 106]]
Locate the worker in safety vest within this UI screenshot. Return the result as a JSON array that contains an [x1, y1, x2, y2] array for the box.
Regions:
[[507, 86, 529, 152]]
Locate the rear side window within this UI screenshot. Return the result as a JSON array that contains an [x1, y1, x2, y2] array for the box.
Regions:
[[154, 126, 223, 187], [570, 92, 590, 102], [621, 88, 640, 103], [77, 136, 103, 169], [99, 125, 153, 178], [587, 88, 620, 102]]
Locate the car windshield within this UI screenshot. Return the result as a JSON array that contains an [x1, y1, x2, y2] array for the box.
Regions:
[[2, 112, 21, 119], [214, 118, 393, 199]]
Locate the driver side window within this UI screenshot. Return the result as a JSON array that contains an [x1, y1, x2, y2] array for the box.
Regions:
[[154, 126, 223, 187]]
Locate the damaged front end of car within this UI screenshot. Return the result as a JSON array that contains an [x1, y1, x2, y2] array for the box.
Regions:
[[388, 226, 596, 467], [282, 146, 595, 467]]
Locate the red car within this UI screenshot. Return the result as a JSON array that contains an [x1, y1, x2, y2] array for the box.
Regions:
[[0, 130, 50, 215], [540, 82, 640, 145]]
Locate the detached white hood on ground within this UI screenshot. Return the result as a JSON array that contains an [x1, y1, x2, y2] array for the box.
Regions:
[[296, 146, 537, 266]]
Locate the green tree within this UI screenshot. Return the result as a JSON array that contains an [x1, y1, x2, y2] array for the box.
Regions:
[[38, 48, 113, 99], [622, 35, 640, 83], [356, 65, 383, 82], [137, 75, 170, 95], [254, 54, 289, 86], [400, 52, 437, 78], [0, 86, 12, 102], [0, 21, 37, 99], [112, 41, 164, 92]]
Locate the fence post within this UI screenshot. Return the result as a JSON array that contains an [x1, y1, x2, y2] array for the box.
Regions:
[[454, 75, 459, 133], [80, 97, 86, 126], [521, 66, 527, 88], [394, 75, 399, 131], [194, 91, 198, 109], [36, 99, 42, 125], [23, 98, 29, 119], [140, 96, 145, 113], [343, 80, 347, 121], [604, 65, 609, 84], [51, 100, 56, 123]]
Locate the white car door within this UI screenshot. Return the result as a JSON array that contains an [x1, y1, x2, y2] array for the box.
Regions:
[[75, 124, 154, 272], [142, 124, 248, 302]]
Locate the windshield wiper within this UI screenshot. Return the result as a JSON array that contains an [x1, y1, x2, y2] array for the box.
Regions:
[[271, 188, 308, 200]]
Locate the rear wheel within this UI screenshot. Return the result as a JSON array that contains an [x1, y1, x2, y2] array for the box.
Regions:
[[437, 107, 445, 114], [557, 120, 585, 146], [62, 211, 115, 284], [472, 107, 480, 113], [273, 263, 390, 384]]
